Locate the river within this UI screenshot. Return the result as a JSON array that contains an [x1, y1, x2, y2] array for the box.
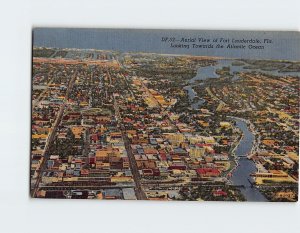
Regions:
[[184, 59, 300, 110], [230, 118, 267, 202]]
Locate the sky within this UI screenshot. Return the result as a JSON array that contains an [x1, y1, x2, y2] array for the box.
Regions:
[[33, 28, 300, 60]]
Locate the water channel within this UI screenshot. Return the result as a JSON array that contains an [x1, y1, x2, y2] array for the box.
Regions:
[[230, 118, 267, 201]]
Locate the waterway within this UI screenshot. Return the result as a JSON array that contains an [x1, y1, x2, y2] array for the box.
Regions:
[[184, 59, 300, 110], [230, 118, 267, 201]]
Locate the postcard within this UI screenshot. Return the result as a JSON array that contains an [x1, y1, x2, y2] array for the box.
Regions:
[[31, 28, 299, 201]]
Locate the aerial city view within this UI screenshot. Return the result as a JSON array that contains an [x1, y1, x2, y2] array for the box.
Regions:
[[31, 44, 299, 201]]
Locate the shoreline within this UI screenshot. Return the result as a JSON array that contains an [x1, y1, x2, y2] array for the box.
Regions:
[[226, 133, 242, 185]]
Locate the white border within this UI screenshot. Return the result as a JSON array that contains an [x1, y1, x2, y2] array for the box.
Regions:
[[0, 1, 299, 233]]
